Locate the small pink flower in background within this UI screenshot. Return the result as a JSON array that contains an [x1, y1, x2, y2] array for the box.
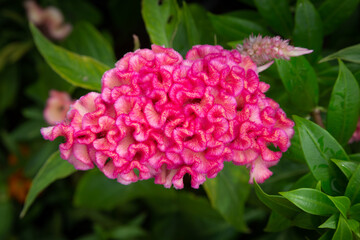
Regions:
[[24, 0, 72, 40], [41, 44, 296, 189], [349, 119, 360, 143], [44, 90, 73, 125], [237, 35, 313, 69]]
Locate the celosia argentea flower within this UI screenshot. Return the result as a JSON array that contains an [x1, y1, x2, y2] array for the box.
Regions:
[[41, 42, 306, 189]]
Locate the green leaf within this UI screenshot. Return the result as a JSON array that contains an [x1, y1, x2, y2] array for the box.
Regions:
[[318, 0, 360, 35], [59, 0, 102, 26], [318, 230, 335, 240], [208, 13, 270, 44], [283, 125, 306, 163], [292, 173, 317, 189], [141, 0, 179, 47], [182, 2, 200, 46], [74, 169, 174, 210], [319, 214, 339, 229], [327, 196, 351, 217], [25, 140, 62, 178], [22, 107, 43, 120], [349, 203, 360, 221], [204, 164, 250, 232], [254, 0, 293, 37], [21, 151, 76, 218], [320, 44, 360, 64], [280, 188, 337, 216], [224, 10, 264, 25], [276, 57, 319, 112], [333, 215, 353, 240], [187, 4, 215, 45], [25, 59, 74, 104], [254, 181, 300, 219], [10, 120, 44, 141], [294, 116, 349, 194], [260, 159, 309, 194], [292, 212, 323, 230], [326, 60, 360, 145], [264, 211, 292, 232], [30, 23, 109, 91], [148, 192, 237, 240], [106, 225, 147, 239], [63, 21, 116, 67], [0, 41, 32, 71], [293, 116, 349, 194], [74, 169, 139, 210], [331, 159, 359, 179], [347, 219, 360, 238], [293, 0, 323, 63], [345, 165, 360, 204], [316, 181, 322, 191], [349, 153, 360, 162]]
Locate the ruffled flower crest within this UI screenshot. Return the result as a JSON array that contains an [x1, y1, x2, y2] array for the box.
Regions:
[[42, 43, 299, 188]]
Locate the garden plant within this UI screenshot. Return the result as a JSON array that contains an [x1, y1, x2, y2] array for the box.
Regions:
[[1, 0, 360, 239]]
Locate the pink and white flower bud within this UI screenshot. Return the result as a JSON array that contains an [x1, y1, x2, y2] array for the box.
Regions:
[[44, 90, 73, 125], [236, 35, 313, 68]]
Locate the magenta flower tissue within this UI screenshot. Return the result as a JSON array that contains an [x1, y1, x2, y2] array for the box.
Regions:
[[42, 42, 307, 189]]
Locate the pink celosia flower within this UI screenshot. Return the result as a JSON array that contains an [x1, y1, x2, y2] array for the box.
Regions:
[[236, 35, 313, 68], [44, 90, 73, 125], [24, 0, 72, 40], [41, 44, 294, 189], [349, 118, 360, 143]]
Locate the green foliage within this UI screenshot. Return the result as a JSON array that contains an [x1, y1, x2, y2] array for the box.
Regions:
[[318, 0, 360, 35], [258, 114, 360, 239], [320, 44, 360, 64], [204, 163, 250, 232], [280, 188, 337, 216], [254, 0, 293, 37], [73, 169, 162, 210], [293, 0, 323, 63], [21, 152, 76, 218], [30, 23, 109, 91], [294, 116, 348, 195], [333, 215, 353, 240], [63, 21, 116, 67], [326, 60, 360, 145], [331, 159, 359, 179], [208, 13, 270, 45], [276, 57, 319, 112], [1, 0, 360, 239], [254, 181, 300, 219], [141, 0, 179, 47], [345, 165, 360, 204]]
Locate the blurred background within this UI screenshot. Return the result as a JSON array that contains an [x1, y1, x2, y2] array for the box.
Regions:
[[0, 0, 359, 239]]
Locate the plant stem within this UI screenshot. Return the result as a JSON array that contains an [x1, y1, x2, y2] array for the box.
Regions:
[[311, 108, 324, 128]]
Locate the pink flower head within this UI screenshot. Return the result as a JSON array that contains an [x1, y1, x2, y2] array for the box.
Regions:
[[44, 90, 73, 125], [349, 118, 360, 143], [41, 44, 294, 189], [24, 0, 72, 40], [236, 35, 313, 69]]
